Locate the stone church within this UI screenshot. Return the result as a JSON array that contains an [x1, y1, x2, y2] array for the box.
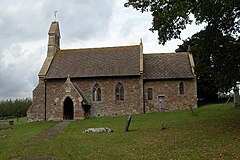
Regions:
[[27, 21, 197, 122]]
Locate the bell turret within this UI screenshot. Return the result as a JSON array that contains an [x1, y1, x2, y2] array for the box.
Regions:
[[38, 21, 61, 78], [47, 21, 60, 57]]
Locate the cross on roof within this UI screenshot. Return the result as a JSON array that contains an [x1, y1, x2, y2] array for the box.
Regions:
[[54, 10, 57, 21]]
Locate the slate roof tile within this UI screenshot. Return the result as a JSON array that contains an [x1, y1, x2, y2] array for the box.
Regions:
[[46, 45, 141, 78], [46, 45, 194, 80], [143, 53, 194, 79]]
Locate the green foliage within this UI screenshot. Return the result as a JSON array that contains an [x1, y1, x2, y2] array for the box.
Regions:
[[0, 98, 32, 118], [176, 27, 240, 101], [1, 103, 240, 159], [124, 0, 240, 44]]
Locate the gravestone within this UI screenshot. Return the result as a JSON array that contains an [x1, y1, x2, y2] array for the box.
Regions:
[[161, 122, 166, 130], [189, 105, 197, 115], [125, 116, 132, 132], [9, 121, 14, 125]]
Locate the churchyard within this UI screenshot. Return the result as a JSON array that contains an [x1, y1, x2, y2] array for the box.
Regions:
[[0, 103, 239, 160]]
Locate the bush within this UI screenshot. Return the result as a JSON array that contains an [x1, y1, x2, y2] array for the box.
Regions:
[[0, 98, 32, 118]]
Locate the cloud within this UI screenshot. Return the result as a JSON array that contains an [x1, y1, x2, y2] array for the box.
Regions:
[[43, 0, 114, 42], [0, 40, 45, 99], [0, 1, 48, 43]]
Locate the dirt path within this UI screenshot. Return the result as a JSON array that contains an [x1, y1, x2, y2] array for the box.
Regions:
[[33, 121, 70, 142]]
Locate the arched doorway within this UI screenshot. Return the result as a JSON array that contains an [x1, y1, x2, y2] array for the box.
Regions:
[[63, 97, 74, 120]]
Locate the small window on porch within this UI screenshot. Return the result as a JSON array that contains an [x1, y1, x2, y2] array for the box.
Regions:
[[116, 82, 124, 101], [179, 81, 184, 94], [147, 88, 153, 100], [93, 84, 101, 101]]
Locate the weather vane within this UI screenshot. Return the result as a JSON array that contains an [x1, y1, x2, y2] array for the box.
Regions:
[[54, 10, 57, 21]]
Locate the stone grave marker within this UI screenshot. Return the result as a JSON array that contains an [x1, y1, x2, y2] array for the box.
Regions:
[[125, 116, 132, 132]]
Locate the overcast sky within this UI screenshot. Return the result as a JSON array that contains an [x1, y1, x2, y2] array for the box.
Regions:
[[0, 0, 204, 100]]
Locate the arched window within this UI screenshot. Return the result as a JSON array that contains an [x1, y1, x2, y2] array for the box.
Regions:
[[179, 81, 184, 94], [147, 88, 153, 100], [93, 84, 101, 101], [116, 82, 124, 101]]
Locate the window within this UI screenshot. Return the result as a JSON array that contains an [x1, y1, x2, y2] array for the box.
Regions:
[[93, 84, 101, 101], [147, 88, 153, 100], [179, 81, 184, 94], [116, 82, 124, 101]]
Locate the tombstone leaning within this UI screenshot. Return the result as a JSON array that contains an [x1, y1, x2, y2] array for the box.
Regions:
[[125, 116, 132, 132]]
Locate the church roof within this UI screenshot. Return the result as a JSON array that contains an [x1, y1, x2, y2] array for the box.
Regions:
[[143, 53, 195, 79], [45, 45, 141, 79]]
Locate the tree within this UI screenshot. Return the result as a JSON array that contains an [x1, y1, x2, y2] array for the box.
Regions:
[[0, 98, 32, 118], [176, 28, 218, 102], [125, 0, 240, 44], [177, 27, 240, 104], [125, 0, 240, 106]]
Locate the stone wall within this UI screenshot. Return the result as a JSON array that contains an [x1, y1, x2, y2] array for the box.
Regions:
[[44, 76, 143, 119], [144, 79, 197, 112], [27, 78, 46, 122], [44, 79, 62, 120], [74, 76, 144, 117], [28, 77, 197, 121]]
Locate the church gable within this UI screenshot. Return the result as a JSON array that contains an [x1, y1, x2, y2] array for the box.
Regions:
[[51, 77, 89, 120], [54, 77, 83, 103]]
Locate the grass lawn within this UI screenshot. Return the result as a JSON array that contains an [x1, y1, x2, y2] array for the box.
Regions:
[[0, 103, 240, 160]]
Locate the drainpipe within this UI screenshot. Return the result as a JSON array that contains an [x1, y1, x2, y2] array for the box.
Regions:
[[44, 79, 47, 121], [142, 79, 145, 113], [141, 75, 145, 113]]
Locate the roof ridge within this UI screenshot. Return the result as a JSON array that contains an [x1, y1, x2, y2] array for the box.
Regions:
[[144, 53, 176, 55], [143, 53, 190, 56], [59, 44, 140, 52], [144, 52, 189, 55]]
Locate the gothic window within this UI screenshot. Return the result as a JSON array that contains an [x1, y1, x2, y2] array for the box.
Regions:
[[93, 84, 101, 101], [179, 81, 184, 94], [147, 88, 153, 100], [116, 82, 124, 101]]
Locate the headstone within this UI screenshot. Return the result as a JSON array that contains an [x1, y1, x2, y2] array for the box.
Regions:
[[9, 121, 14, 126], [161, 122, 166, 130], [125, 116, 132, 132], [0, 135, 7, 139], [189, 105, 197, 115]]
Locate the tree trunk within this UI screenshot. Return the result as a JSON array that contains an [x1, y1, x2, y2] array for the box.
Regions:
[[233, 86, 240, 107]]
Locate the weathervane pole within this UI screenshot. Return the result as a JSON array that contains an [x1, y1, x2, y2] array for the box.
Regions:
[[54, 10, 57, 21]]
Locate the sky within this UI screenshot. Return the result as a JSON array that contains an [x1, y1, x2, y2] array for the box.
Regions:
[[0, 0, 205, 100]]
